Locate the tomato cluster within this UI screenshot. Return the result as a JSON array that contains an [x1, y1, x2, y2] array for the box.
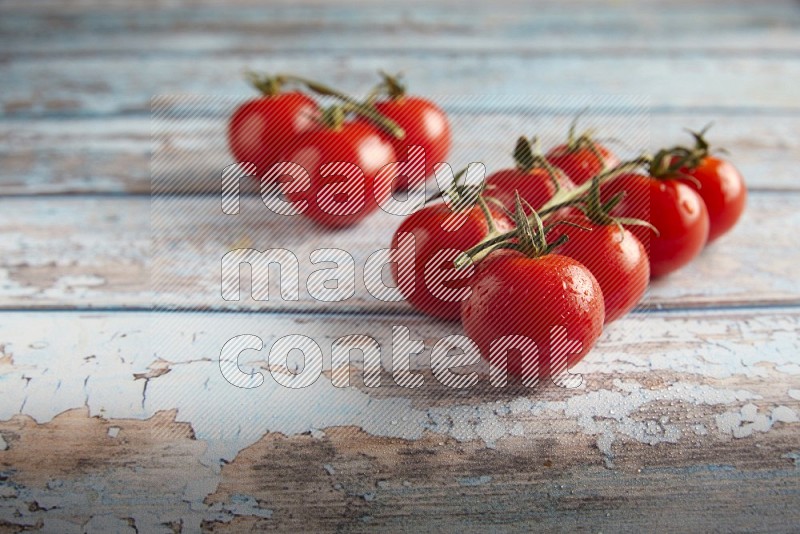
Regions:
[[391, 126, 746, 382], [227, 76, 746, 384], [228, 72, 451, 227]]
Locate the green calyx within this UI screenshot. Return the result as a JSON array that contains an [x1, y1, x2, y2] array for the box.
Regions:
[[455, 191, 589, 269], [574, 174, 660, 237], [649, 123, 719, 182], [512, 136, 565, 191], [564, 113, 599, 152], [243, 70, 406, 139], [375, 71, 407, 101], [245, 71, 283, 96], [454, 155, 654, 269], [507, 192, 571, 258], [577, 174, 622, 226], [685, 123, 712, 161], [559, 109, 611, 163]]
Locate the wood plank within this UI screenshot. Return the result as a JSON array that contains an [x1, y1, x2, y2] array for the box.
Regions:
[[1, 0, 796, 529], [3, 113, 799, 195], [3, 55, 800, 118], [2, 1, 799, 56], [0, 307, 798, 530], [0, 192, 797, 311]]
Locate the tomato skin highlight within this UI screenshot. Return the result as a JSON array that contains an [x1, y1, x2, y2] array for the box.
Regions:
[[374, 97, 452, 187], [548, 215, 650, 324], [679, 156, 746, 243], [279, 121, 396, 228], [603, 173, 710, 279], [228, 92, 319, 172], [486, 168, 574, 212], [461, 250, 605, 380], [391, 203, 512, 320], [546, 142, 619, 186]]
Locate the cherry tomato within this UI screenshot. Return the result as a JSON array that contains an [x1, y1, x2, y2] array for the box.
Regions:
[[547, 140, 619, 186], [391, 202, 512, 320], [486, 167, 574, 212], [374, 96, 452, 188], [548, 214, 650, 323], [276, 121, 396, 228], [228, 92, 319, 172], [603, 173, 709, 278], [678, 156, 746, 243], [461, 249, 605, 380], [486, 137, 575, 213]]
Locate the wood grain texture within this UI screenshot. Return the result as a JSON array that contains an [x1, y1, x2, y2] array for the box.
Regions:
[[1, 0, 798, 530], [0, 307, 798, 530], [2, 0, 799, 57], [1, 192, 797, 311], [3, 55, 800, 118], [3, 113, 799, 195]]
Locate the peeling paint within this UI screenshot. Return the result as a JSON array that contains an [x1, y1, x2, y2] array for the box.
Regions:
[[0, 311, 798, 529], [715, 404, 798, 438], [1, 313, 797, 467]]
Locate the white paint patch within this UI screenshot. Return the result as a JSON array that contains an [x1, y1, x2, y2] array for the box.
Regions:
[[741, 403, 759, 422], [713, 403, 797, 438], [772, 405, 799, 424]]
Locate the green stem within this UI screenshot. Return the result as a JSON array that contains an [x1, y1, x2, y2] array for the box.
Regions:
[[475, 195, 498, 234], [459, 156, 650, 265], [275, 73, 406, 139]]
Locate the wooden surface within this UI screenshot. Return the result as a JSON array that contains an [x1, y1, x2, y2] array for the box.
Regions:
[[1, 1, 800, 532]]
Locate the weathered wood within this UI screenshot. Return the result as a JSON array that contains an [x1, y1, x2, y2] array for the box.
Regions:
[[4, 55, 800, 118], [2, 0, 799, 57], [0, 307, 798, 530], [3, 113, 799, 195], [1, 193, 796, 311], [1, 0, 798, 530]]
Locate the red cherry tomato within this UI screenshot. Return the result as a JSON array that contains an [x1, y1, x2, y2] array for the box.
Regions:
[[374, 97, 452, 188], [461, 250, 605, 380], [603, 173, 709, 278], [277, 121, 396, 228], [228, 92, 318, 172], [678, 156, 746, 243], [391, 202, 512, 320], [547, 141, 619, 186], [486, 167, 574, 212], [548, 214, 650, 323]]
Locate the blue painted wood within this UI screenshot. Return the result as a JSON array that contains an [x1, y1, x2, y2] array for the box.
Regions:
[[2, 1, 799, 56], [3, 55, 800, 120], [0, 1, 797, 531]]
